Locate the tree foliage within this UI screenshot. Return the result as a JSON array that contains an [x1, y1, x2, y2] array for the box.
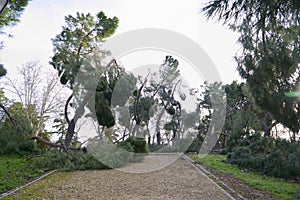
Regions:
[[0, 102, 36, 155], [0, 0, 30, 127], [5, 61, 64, 140], [227, 134, 300, 179], [50, 11, 118, 88], [0, 0, 29, 31], [224, 81, 263, 152], [203, 0, 300, 137]]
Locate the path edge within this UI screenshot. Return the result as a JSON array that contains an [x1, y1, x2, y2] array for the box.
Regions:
[[0, 169, 57, 199], [182, 154, 247, 200]]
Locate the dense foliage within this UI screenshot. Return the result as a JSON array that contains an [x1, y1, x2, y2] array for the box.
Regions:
[[190, 154, 300, 200], [118, 136, 149, 162], [228, 134, 300, 179], [202, 0, 300, 181], [0, 102, 36, 155], [203, 0, 300, 136]]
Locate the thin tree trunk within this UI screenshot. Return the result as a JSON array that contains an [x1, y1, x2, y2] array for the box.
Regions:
[[64, 92, 92, 149], [0, 103, 14, 126], [262, 112, 276, 137], [156, 108, 165, 145]]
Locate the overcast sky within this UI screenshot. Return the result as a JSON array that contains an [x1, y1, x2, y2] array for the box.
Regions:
[[0, 0, 241, 84]]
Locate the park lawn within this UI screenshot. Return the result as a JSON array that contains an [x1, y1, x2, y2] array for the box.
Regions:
[[189, 154, 300, 200], [0, 156, 48, 194]]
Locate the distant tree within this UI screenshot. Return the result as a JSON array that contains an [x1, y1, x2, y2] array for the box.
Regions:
[[129, 75, 156, 137], [193, 81, 225, 150], [111, 73, 137, 142], [144, 56, 183, 145], [203, 0, 300, 140], [5, 61, 65, 142]]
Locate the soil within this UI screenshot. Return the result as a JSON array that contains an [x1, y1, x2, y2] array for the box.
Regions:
[[204, 168, 277, 200]]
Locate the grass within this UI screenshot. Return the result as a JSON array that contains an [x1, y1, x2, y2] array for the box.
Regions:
[[2, 172, 71, 200], [189, 154, 300, 200], [0, 155, 49, 194]]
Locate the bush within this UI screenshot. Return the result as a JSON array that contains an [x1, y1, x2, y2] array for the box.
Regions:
[[186, 138, 201, 153], [34, 149, 109, 172], [294, 188, 300, 200], [118, 136, 149, 163], [227, 134, 300, 179], [88, 141, 131, 168]]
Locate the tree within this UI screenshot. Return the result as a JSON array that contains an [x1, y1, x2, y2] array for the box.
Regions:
[[49, 11, 118, 151], [224, 81, 263, 152], [5, 61, 65, 141], [0, 102, 36, 155], [0, 0, 29, 72], [0, 0, 29, 126], [194, 81, 226, 150], [203, 0, 300, 140], [148, 56, 183, 145], [0, 0, 29, 31]]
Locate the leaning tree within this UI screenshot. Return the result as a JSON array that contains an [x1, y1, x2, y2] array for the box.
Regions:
[[34, 11, 119, 152]]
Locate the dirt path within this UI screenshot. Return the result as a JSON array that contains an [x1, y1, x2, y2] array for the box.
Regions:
[[10, 154, 234, 200]]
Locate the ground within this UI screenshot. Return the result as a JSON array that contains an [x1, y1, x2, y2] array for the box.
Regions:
[[5, 153, 282, 200], [203, 168, 277, 200], [9, 154, 233, 200]]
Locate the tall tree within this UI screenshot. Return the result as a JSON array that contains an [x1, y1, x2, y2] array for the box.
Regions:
[[194, 81, 226, 150], [49, 11, 118, 151], [5, 61, 65, 139], [203, 0, 300, 139], [120, 56, 185, 145], [224, 81, 263, 152]]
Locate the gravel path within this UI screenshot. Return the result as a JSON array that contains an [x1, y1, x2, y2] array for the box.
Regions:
[[10, 154, 234, 200]]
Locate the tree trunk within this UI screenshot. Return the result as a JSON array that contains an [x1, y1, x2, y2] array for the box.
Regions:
[[64, 119, 75, 147], [156, 131, 161, 145], [63, 92, 91, 150], [155, 107, 165, 145], [262, 113, 276, 137], [0, 103, 14, 126]]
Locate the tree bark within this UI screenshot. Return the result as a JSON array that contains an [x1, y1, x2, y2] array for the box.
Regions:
[[148, 135, 151, 145], [30, 136, 80, 150], [63, 91, 92, 149], [0, 103, 14, 126], [262, 113, 276, 137], [156, 131, 161, 145]]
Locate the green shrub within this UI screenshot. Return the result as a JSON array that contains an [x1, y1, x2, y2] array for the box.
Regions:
[[87, 141, 131, 168], [148, 144, 163, 152], [186, 138, 201, 153], [117, 136, 149, 163], [294, 188, 300, 200], [227, 134, 300, 179], [125, 136, 149, 153], [34, 149, 109, 171]]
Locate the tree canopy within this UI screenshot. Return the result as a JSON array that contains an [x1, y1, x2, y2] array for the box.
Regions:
[[50, 11, 118, 88], [203, 0, 300, 136]]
